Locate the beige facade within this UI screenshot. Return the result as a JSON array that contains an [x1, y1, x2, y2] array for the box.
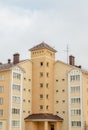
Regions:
[[31, 48, 55, 114], [18, 60, 32, 130], [54, 61, 72, 130], [0, 65, 23, 130], [25, 121, 63, 130], [0, 42, 88, 130], [24, 44, 63, 130], [0, 56, 32, 130], [0, 70, 11, 130]]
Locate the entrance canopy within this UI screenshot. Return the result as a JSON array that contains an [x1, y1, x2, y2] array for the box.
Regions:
[[25, 113, 63, 122]]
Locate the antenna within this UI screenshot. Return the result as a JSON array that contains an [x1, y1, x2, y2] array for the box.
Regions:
[[64, 44, 69, 64], [67, 44, 69, 64]]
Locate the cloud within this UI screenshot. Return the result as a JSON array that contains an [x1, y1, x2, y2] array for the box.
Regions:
[[0, 1, 88, 69]]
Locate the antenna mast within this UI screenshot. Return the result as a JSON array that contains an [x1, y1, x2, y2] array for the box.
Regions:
[[64, 44, 69, 64], [66, 44, 69, 64]]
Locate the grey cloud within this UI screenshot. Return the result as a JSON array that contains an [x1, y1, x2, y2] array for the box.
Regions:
[[0, 0, 88, 69]]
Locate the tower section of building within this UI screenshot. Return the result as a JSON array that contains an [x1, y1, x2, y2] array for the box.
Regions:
[[25, 42, 63, 130], [29, 42, 56, 114]]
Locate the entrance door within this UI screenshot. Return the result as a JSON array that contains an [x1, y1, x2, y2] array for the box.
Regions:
[[51, 125, 54, 130]]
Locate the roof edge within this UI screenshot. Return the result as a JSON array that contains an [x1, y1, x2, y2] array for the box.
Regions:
[[29, 42, 57, 52], [24, 113, 63, 122]]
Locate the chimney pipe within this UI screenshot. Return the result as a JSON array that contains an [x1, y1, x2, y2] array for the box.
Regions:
[[13, 53, 20, 64], [8, 59, 11, 64], [69, 55, 75, 66], [75, 65, 81, 68], [78, 65, 81, 68]]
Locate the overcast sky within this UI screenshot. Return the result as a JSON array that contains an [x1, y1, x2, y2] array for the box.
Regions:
[[0, 0, 88, 69]]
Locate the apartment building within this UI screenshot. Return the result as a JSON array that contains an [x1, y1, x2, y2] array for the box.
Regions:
[[25, 42, 88, 130], [0, 42, 88, 130], [54, 57, 87, 130], [0, 53, 32, 130]]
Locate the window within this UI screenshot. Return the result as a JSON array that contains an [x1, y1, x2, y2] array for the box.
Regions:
[[56, 79, 58, 82], [46, 94, 49, 99], [46, 105, 49, 109], [71, 121, 81, 127], [40, 62, 43, 66], [24, 77, 26, 80], [12, 108, 20, 115], [75, 75, 80, 80], [40, 94, 43, 99], [62, 79, 65, 81], [12, 120, 20, 127], [71, 86, 80, 93], [70, 75, 80, 82], [56, 101, 59, 103], [0, 86, 4, 93], [0, 75, 5, 80], [40, 72, 43, 77], [70, 75, 75, 81], [46, 62, 49, 67], [0, 98, 3, 104], [46, 73, 49, 77], [62, 100, 65, 103], [29, 79, 31, 81], [71, 109, 81, 115], [62, 89, 65, 92], [62, 111, 65, 114], [28, 89, 30, 92], [40, 83, 43, 88], [12, 84, 20, 91], [23, 88, 26, 91], [12, 96, 20, 104], [46, 83, 49, 88], [51, 125, 54, 130], [23, 99, 26, 102], [0, 122, 2, 128], [13, 72, 21, 80], [0, 110, 3, 116], [56, 90, 58, 92], [40, 105, 43, 110], [71, 98, 80, 104], [28, 100, 30, 102]]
